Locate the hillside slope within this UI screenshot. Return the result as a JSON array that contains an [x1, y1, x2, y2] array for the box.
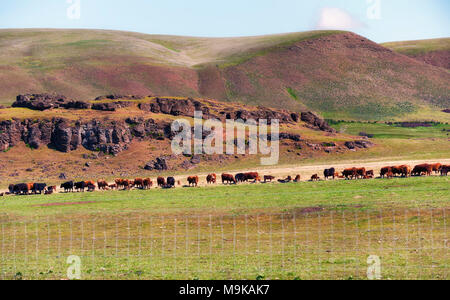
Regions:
[[382, 38, 450, 70], [0, 29, 449, 121]]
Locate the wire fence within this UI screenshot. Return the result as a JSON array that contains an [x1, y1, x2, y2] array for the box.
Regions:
[[0, 208, 448, 280]]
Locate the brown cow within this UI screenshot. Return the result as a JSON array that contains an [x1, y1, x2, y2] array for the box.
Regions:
[[143, 178, 153, 189], [412, 164, 432, 176], [311, 174, 320, 181], [399, 165, 412, 178], [97, 180, 108, 190], [366, 170, 374, 178], [386, 171, 394, 179], [134, 178, 144, 189], [207, 174, 217, 184], [380, 167, 392, 178], [431, 163, 442, 174], [85, 181, 96, 188], [187, 176, 199, 187], [243, 172, 261, 183], [221, 173, 236, 184], [343, 168, 357, 180], [294, 175, 301, 182], [355, 168, 366, 179], [264, 175, 275, 183], [157, 177, 166, 187], [115, 179, 124, 189], [122, 179, 133, 190]]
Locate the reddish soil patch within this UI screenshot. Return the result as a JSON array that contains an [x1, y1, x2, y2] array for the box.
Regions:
[[33, 201, 97, 207]]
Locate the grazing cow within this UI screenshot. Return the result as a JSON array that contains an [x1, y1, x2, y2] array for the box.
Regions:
[[157, 177, 166, 187], [343, 168, 357, 180], [45, 186, 57, 195], [324, 168, 336, 180], [33, 183, 47, 195], [398, 165, 412, 178], [243, 172, 261, 183], [412, 164, 432, 176], [386, 171, 394, 179], [365, 170, 375, 179], [167, 177, 176, 188], [221, 174, 236, 184], [431, 163, 442, 174], [97, 180, 108, 190], [84, 181, 96, 189], [8, 184, 15, 194], [294, 175, 301, 183], [278, 176, 292, 183], [441, 165, 450, 176], [235, 173, 245, 183], [264, 175, 275, 183], [380, 167, 392, 178], [134, 178, 144, 189], [87, 184, 96, 192], [206, 174, 217, 184], [311, 174, 320, 181], [60, 181, 74, 193], [75, 181, 87, 192], [355, 168, 366, 179], [187, 176, 199, 187], [121, 179, 133, 190], [115, 179, 124, 189], [143, 178, 153, 189]]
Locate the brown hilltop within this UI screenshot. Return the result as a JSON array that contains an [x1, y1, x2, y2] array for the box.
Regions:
[[0, 29, 448, 120]]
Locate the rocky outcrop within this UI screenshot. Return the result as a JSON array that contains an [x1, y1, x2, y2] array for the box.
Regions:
[[91, 101, 134, 112], [0, 118, 171, 155], [301, 112, 335, 133], [144, 157, 169, 171], [344, 140, 374, 150], [12, 94, 91, 111], [139, 97, 211, 118], [94, 95, 144, 101]]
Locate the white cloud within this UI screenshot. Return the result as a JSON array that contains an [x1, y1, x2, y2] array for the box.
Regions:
[[316, 7, 366, 30]]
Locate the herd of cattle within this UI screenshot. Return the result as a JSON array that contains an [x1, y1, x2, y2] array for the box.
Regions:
[[1, 163, 448, 197]]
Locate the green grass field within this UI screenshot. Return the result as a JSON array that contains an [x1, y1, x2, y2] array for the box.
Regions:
[[1, 176, 448, 280]]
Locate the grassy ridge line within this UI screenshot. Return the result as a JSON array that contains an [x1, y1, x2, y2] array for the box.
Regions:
[[382, 38, 450, 55]]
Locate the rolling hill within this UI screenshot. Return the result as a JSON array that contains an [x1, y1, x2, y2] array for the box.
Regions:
[[0, 29, 449, 121], [382, 38, 450, 70]]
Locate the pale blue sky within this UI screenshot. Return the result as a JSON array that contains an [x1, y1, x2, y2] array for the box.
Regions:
[[0, 0, 448, 42]]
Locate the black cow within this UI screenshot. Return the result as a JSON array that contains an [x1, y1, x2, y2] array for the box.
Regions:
[[16, 183, 30, 195], [235, 173, 245, 183], [60, 181, 74, 193], [8, 184, 15, 194], [33, 183, 47, 195], [166, 177, 176, 188], [74, 181, 87, 192], [324, 168, 336, 180]]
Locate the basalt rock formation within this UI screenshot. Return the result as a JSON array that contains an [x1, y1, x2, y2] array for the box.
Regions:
[[12, 94, 91, 111], [0, 118, 171, 155]]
